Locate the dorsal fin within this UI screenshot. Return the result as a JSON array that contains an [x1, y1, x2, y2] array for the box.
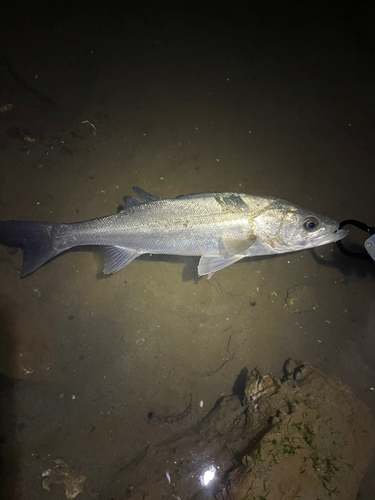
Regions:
[[132, 186, 161, 202], [123, 196, 143, 209]]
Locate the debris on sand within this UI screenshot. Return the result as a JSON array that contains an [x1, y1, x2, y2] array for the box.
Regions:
[[41, 458, 86, 499]]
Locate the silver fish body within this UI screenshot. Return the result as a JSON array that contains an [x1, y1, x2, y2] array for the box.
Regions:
[[0, 187, 347, 277]]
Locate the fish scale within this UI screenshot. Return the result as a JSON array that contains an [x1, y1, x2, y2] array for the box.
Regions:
[[55, 193, 267, 255], [0, 187, 347, 278]]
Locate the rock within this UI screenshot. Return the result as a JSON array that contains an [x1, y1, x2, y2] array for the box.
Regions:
[[244, 368, 280, 403], [283, 358, 314, 384]]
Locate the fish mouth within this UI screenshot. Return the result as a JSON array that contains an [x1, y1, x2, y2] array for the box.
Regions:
[[330, 226, 348, 242], [313, 226, 348, 245]]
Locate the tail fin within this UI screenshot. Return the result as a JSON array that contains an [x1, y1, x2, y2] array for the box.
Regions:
[[0, 220, 63, 277]]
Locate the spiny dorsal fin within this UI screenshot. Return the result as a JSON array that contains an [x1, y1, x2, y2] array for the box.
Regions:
[[132, 187, 161, 202], [123, 196, 143, 209]]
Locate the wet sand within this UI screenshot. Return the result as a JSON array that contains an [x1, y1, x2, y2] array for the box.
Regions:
[[0, 2, 374, 498]]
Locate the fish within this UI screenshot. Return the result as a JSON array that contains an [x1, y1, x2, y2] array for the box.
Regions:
[[0, 187, 347, 278]]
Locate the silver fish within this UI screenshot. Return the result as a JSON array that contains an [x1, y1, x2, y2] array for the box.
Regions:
[[0, 187, 347, 278]]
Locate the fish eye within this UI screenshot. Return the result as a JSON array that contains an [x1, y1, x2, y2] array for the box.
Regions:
[[303, 217, 319, 231]]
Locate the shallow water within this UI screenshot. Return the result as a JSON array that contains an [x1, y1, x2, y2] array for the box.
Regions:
[[0, 2, 374, 498]]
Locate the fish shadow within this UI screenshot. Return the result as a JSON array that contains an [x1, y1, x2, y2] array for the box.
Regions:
[[310, 243, 375, 281], [77, 247, 201, 282], [9, 242, 372, 283], [88, 249, 279, 283], [62, 247, 330, 283]]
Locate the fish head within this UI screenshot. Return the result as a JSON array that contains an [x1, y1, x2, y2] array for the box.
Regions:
[[254, 201, 348, 252]]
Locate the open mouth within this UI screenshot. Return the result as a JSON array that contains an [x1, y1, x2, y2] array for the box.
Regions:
[[319, 227, 348, 243], [332, 227, 348, 241], [308, 226, 348, 247]]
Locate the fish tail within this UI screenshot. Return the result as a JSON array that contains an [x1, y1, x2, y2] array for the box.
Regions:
[[0, 220, 64, 277]]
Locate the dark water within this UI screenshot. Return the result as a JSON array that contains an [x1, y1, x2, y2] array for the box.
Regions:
[[0, 1, 374, 498]]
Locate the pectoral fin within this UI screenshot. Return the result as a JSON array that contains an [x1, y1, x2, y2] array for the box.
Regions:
[[198, 254, 245, 277], [221, 235, 257, 256]]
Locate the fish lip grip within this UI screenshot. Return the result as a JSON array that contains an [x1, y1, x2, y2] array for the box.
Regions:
[[365, 235, 375, 261], [336, 219, 375, 261]]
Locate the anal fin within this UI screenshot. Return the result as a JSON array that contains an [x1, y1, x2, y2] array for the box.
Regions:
[[198, 254, 245, 277], [102, 246, 141, 274]]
